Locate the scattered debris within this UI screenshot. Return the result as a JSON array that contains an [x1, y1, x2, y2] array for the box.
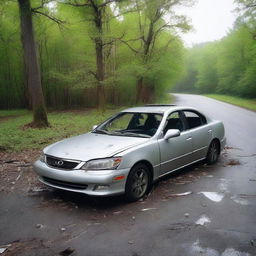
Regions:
[[132, 216, 136, 220], [199, 192, 224, 202], [31, 187, 45, 192], [113, 211, 122, 215], [224, 159, 241, 167], [184, 213, 190, 218], [16, 163, 31, 167], [16, 170, 23, 181], [60, 227, 66, 232], [195, 214, 211, 226], [141, 208, 157, 212], [238, 194, 256, 198], [236, 154, 256, 158], [166, 191, 193, 198], [0, 248, 7, 254], [3, 160, 19, 164], [59, 247, 75, 256], [128, 240, 134, 245], [35, 224, 44, 229], [168, 222, 193, 231]]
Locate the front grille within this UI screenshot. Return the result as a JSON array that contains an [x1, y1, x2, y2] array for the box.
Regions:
[[46, 155, 79, 170], [43, 176, 88, 190]]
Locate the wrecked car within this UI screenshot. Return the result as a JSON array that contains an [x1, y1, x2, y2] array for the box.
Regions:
[[34, 105, 226, 201]]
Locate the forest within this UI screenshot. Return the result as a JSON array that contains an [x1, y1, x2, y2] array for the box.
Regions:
[[0, 0, 255, 128], [175, 0, 256, 98], [0, 0, 192, 111]]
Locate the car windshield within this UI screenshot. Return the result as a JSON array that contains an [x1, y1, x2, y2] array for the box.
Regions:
[[93, 112, 163, 138]]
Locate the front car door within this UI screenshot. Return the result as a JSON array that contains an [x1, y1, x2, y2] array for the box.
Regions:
[[158, 111, 193, 176]]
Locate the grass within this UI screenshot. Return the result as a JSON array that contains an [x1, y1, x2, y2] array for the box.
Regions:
[[0, 109, 30, 117], [0, 94, 175, 152], [205, 94, 256, 112], [0, 108, 122, 152]]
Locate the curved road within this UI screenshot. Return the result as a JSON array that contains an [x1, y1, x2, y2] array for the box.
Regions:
[[0, 94, 255, 256]]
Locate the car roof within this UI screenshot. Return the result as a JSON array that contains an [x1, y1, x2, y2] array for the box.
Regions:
[[122, 105, 198, 114]]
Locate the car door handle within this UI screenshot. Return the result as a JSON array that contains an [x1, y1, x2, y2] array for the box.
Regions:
[[186, 137, 192, 141], [208, 129, 212, 133]]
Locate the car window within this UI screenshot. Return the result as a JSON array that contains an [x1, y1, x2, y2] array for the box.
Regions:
[[95, 112, 163, 138], [164, 111, 184, 134], [183, 111, 206, 129]]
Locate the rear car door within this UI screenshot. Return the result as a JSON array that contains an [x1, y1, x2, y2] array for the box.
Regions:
[[181, 110, 212, 161], [158, 111, 193, 176]]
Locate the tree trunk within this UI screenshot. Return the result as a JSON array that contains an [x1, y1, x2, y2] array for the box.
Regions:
[[95, 37, 105, 110], [18, 0, 49, 127], [136, 76, 144, 103]]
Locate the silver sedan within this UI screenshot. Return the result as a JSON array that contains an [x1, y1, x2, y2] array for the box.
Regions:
[[34, 105, 226, 201]]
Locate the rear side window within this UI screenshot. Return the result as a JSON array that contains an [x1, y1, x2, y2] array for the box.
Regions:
[[183, 111, 207, 129]]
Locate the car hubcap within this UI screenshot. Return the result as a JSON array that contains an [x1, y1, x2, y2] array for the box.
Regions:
[[131, 168, 148, 198], [210, 142, 218, 162]]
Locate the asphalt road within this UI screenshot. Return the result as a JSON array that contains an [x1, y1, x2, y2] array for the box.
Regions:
[[0, 94, 256, 256]]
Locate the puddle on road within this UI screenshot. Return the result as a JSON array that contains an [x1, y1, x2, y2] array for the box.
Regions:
[[191, 240, 219, 256], [230, 195, 249, 206], [222, 248, 251, 256], [189, 240, 251, 256], [199, 192, 224, 202], [218, 179, 230, 193], [195, 214, 211, 226]]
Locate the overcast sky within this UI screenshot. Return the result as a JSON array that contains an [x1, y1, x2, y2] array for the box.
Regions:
[[177, 0, 237, 46]]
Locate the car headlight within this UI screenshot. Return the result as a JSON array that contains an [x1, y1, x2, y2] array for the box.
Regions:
[[81, 157, 122, 170], [39, 153, 46, 163]]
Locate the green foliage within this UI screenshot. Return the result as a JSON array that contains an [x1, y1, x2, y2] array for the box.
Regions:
[[174, 22, 256, 98], [0, 0, 192, 109]]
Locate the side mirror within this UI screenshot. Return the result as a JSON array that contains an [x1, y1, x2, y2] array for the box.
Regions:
[[92, 125, 98, 130], [164, 129, 180, 140]]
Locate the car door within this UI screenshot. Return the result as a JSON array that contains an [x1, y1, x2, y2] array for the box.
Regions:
[[181, 110, 212, 161], [158, 111, 193, 176]]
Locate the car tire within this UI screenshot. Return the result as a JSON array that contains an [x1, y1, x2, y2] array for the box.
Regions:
[[206, 140, 220, 164], [125, 163, 150, 202]]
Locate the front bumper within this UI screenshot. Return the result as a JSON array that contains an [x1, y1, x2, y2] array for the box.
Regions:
[[33, 160, 130, 196]]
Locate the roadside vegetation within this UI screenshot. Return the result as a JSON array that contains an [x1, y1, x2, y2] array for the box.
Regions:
[[205, 94, 256, 112], [174, 0, 256, 99], [0, 109, 119, 152]]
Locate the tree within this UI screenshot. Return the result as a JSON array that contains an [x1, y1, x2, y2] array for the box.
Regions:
[[18, 0, 49, 127], [62, 0, 123, 110], [119, 0, 193, 102]]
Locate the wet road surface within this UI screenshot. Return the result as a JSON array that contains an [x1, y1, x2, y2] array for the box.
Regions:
[[0, 93, 256, 256]]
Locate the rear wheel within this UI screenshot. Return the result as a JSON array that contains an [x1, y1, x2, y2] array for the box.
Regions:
[[206, 140, 220, 164], [125, 163, 150, 202]]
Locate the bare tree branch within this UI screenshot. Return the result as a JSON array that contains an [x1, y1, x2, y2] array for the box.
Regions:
[[32, 10, 66, 25], [119, 39, 139, 53]]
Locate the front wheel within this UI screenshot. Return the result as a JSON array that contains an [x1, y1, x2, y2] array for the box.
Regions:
[[125, 163, 150, 202], [206, 140, 220, 164]]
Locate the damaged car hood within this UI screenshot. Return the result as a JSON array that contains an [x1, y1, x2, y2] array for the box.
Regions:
[[44, 132, 148, 161]]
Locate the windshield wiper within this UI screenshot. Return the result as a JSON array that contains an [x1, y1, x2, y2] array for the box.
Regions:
[[119, 131, 150, 138], [93, 129, 110, 135]]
